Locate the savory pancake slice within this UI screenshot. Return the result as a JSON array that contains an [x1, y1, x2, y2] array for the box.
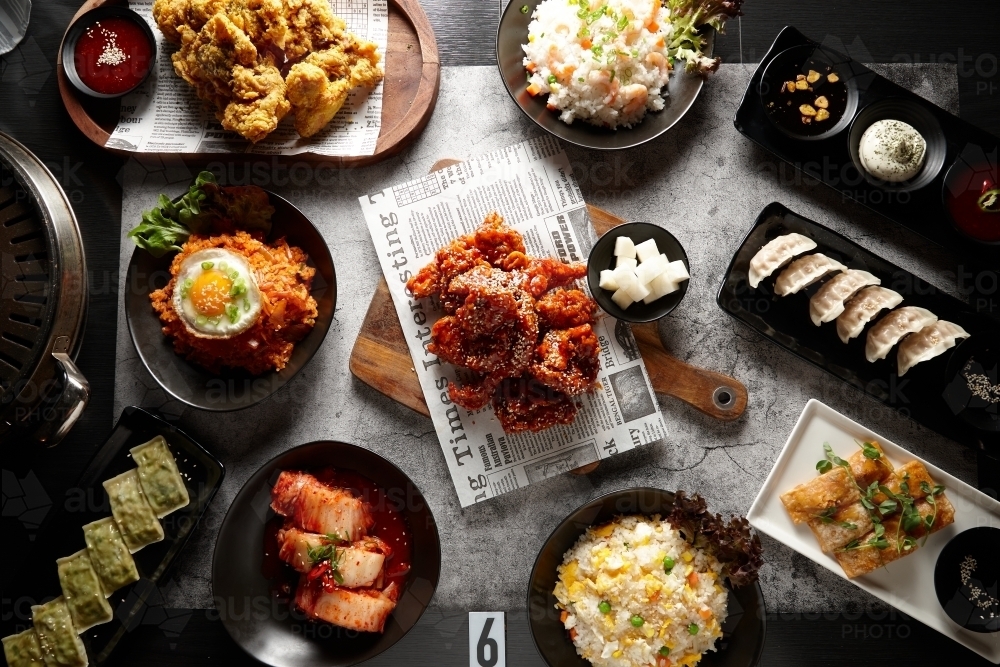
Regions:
[[846, 442, 894, 487], [807, 502, 873, 553], [780, 466, 859, 524], [872, 461, 937, 506], [835, 495, 954, 578]]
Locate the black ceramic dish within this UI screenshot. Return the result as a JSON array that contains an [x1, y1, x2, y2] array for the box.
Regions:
[[848, 98, 947, 192], [124, 191, 335, 412], [0, 406, 225, 663], [212, 441, 441, 667], [61, 6, 156, 99], [717, 203, 1000, 451], [528, 488, 766, 667], [734, 26, 1000, 266], [759, 44, 861, 141], [496, 0, 713, 150], [943, 335, 1000, 433], [942, 144, 1000, 245], [587, 222, 689, 322], [934, 527, 1000, 634]]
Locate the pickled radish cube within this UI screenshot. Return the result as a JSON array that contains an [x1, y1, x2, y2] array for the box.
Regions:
[[611, 288, 634, 310], [635, 254, 668, 284], [663, 259, 690, 285], [634, 239, 659, 263], [624, 280, 650, 302], [613, 236, 636, 258], [645, 272, 677, 302], [599, 270, 619, 291], [612, 266, 638, 289], [616, 256, 637, 271]]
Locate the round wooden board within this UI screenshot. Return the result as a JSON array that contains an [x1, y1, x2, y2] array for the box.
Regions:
[[56, 0, 440, 166]]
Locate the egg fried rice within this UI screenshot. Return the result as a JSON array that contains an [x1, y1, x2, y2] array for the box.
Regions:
[[554, 515, 728, 667]]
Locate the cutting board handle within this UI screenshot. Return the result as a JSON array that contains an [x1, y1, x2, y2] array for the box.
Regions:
[[632, 324, 747, 421]]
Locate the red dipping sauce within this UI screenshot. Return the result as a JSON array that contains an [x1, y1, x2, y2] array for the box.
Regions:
[[945, 162, 1000, 244], [73, 17, 152, 95]]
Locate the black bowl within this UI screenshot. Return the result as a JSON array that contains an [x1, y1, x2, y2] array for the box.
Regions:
[[759, 44, 860, 141], [934, 527, 1000, 634], [212, 441, 441, 667], [61, 6, 156, 99], [587, 222, 689, 323], [528, 488, 766, 667], [941, 145, 1000, 245], [124, 191, 336, 411], [848, 98, 947, 192], [496, 0, 713, 150], [942, 333, 1000, 434]]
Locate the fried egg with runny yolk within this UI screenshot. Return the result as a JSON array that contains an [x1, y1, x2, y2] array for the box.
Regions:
[[172, 248, 262, 338]]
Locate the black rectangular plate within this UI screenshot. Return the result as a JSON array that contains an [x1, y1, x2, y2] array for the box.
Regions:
[[733, 26, 999, 268], [717, 202, 999, 450], [0, 407, 225, 664]]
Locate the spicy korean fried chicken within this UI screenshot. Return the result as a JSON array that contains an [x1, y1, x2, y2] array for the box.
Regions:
[[152, 0, 383, 142], [406, 212, 600, 433]]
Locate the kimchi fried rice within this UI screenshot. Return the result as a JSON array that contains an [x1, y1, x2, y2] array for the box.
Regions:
[[151, 231, 318, 374]]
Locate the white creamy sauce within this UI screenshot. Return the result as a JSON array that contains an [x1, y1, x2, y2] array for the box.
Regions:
[[858, 119, 927, 182]]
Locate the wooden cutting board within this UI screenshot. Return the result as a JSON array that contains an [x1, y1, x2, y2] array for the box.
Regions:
[[350, 160, 747, 471], [57, 0, 439, 167]]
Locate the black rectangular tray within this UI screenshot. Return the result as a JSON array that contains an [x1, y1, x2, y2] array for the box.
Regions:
[[717, 202, 999, 450], [734, 26, 999, 269], [0, 407, 225, 664]]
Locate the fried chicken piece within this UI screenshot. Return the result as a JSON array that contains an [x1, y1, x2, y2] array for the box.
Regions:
[[281, 0, 345, 61], [535, 288, 597, 330], [155, 0, 285, 48], [286, 39, 383, 137], [492, 377, 579, 433], [530, 325, 600, 395], [171, 15, 289, 142], [473, 211, 526, 266], [524, 257, 588, 297], [223, 63, 291, 142]]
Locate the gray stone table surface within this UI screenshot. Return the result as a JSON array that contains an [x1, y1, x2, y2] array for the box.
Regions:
[[113, 64, 979, 615]]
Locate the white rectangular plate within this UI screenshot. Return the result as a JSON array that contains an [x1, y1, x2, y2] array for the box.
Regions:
[[748, 399, 1000, 663]]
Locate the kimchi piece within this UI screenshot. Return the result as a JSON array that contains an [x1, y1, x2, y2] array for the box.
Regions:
[[407, 212, 600, 433]]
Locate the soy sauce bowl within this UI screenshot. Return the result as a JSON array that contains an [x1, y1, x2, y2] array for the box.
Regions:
[[61, 6, 156, 99], [587, 222, 689, 323], [934, 527, 1000, 634]]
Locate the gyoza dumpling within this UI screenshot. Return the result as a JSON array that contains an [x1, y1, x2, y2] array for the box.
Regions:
[[774, 253, 847, 296], [748, 233, 817, 288], [809, 270, 881, 326], [31, 598, 88, 667], [57, 550, 113, 632], [865, 306, 938, 362], [82, 517, 140, 595], [836, 286, 903, 343], [130, 437, 190, 517], [2, 628, 45, 667], [103, 469, 164, 552], [897, 320, 970, 376]]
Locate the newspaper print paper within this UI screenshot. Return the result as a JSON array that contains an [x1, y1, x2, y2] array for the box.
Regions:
[[361, 136, 668, 506], [107, 0, 387, 156]]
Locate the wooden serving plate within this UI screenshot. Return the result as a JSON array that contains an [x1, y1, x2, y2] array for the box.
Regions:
[[56, 0, 439, 167], [350, 160, 748, 474]]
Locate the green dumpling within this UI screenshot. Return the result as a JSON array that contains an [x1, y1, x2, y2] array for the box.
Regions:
[[103, 469, 164, 552], [82, 518, 140, 595], [2, 628, 45, 667], [31, 597, 88, 667], [130, 437, 190, 517], [56, 550, 113, 632]]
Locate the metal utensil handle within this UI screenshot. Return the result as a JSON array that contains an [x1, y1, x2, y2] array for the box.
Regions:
[[33, 352, 90, 446]]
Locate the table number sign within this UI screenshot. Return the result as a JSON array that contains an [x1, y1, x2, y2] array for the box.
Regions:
[[469, 612, 506, 667]]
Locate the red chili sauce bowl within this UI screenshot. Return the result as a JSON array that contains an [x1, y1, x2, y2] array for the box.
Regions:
[[61, 6, 155, 99], [943, 147, 1000, 245]]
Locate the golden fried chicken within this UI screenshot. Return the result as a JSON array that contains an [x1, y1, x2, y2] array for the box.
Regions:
[[152, 0, 382, 143]]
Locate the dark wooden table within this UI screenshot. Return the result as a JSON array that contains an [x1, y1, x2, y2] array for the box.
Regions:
[[2, 1, 998, 665]]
